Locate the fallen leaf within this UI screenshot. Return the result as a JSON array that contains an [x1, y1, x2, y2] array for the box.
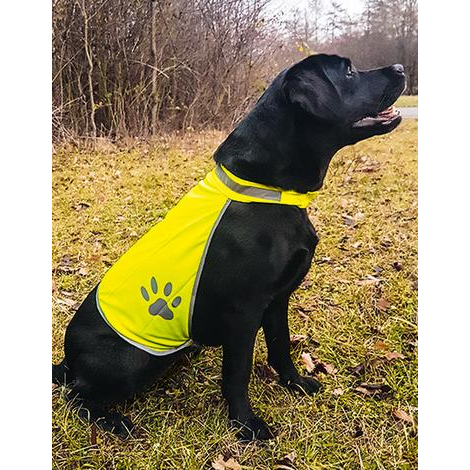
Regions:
[[212, 460, 225, 470], [354, 383, 393, 399], [385, 351, 405, 361], [296, 310, 310, 321], [342, 214, 357, 227], [392, 261, 403, 271], [333, 388, 344, 396], [406, 339, 418, 351], [318, 362, 338, 375], [377, 298, 391, 311], [274, 450, 297, 470], [59, 254, 72, 266], [350, 357, 386, 376], [301, 352, 315, 373], [290, 334, 307, 347], [302, 353, 337, 375], [356, 275, 382, 286], [274, 463, 295, 470], [353, 427, 364, 438], [73, 201, 90, 211], [212, 455, 241, 470], [224, 459, 241, 470], [78, 267, 89, 276], [56, 297, 76, 307], [55, 265, 74, 273], [88, 253, 101, 262], [56, 254, 81, 274], [356, 279, 378, 286], [350, 363, 365, 376], [355, 386, 376, 395], [374, 341, 389, 351], [297, 304, 314, 313], [255, 363, 277, 381], [361, 162, 380, 172], [60, 290, 74, 297], [393, 409, 414, 424], [381, 237, 393, 248]]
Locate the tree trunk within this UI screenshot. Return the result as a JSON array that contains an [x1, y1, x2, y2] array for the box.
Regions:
[[150, 0, 159, 136], [78, 0, 97, 138]]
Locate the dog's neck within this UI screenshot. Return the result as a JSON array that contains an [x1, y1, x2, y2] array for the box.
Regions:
[[213, 77, 338, 194]]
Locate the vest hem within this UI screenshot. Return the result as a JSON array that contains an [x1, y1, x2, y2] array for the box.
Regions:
[[95, 286, 193, 356]]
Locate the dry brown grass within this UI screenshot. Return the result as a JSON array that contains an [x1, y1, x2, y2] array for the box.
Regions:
[[53, 121, 417, 469]]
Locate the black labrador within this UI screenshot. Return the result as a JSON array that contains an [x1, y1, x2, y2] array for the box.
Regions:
[[53, 54, 405, 441]]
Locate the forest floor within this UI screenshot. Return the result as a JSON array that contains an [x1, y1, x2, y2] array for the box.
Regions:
[[52, 120, 418, 469]]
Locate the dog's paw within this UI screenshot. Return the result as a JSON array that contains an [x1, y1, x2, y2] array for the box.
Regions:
[[96, 412, 134, 439], [78, 407, 134, 440], [281, 375, 322, 395], [229, 415, 275, 442]]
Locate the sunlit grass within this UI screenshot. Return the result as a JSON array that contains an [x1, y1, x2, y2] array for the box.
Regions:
[[53, 121, 417, 469], [395, 95, 418, 107]]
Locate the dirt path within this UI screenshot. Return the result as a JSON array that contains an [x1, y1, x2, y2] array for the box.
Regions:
[[398, 107, 418, 118]]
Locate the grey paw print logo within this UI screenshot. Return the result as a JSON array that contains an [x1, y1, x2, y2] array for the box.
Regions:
[[140, 277, 181, 320]]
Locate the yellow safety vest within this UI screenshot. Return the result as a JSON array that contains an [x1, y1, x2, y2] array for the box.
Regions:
[[96, 165, 318, 355]]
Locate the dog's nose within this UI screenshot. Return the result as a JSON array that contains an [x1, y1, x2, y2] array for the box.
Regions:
[[391, 64, 405, 75]]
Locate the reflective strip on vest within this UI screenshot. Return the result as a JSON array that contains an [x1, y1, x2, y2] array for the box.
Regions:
[[215, 165, 281, 201]]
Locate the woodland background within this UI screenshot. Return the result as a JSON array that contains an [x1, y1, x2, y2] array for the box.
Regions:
[[52, 0, 418, 141]]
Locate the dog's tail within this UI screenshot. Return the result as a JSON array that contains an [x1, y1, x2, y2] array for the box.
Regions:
[[52, 359, 72, 385]]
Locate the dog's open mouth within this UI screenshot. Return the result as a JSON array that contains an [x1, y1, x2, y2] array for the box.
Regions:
[[352, 106, 401, 128]]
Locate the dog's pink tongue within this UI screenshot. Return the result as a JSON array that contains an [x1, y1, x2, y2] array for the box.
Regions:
[[378, 106, 397, 118]]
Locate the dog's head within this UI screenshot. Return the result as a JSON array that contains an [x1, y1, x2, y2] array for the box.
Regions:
[[214, 54, 406, 192], [283, 54, 405, 145]]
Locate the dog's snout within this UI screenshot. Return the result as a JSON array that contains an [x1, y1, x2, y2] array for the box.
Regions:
[[391, 64, 405, 75]]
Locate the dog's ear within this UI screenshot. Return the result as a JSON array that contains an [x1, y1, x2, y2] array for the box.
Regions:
[[283, 56, 341, 122]]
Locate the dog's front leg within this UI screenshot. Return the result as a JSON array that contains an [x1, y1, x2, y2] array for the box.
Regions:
[[263, 294, 321, 395], [222, 322, 274, 441]]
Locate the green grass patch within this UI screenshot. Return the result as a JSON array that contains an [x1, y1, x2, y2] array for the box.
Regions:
[[53, 122, 418, 469], [395, 95, 418, 107]]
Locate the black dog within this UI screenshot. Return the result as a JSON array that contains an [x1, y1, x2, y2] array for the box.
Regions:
[[53, 54, 405, 441]]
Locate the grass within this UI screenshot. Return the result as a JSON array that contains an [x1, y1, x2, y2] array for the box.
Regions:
[[52, 121, 418, 469], [395, 95, 418, 107]]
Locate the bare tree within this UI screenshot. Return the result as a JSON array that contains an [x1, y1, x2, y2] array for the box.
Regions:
[[52, 0, 276, 141], [76, 0, 97, 138], [308, 0, 323, 45], [52, 0, 418, 143], [325, 1, 347, 43], [150, 0, 159, 135]]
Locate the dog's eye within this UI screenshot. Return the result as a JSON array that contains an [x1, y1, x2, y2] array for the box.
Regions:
[[346, 65, 354, 77]]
